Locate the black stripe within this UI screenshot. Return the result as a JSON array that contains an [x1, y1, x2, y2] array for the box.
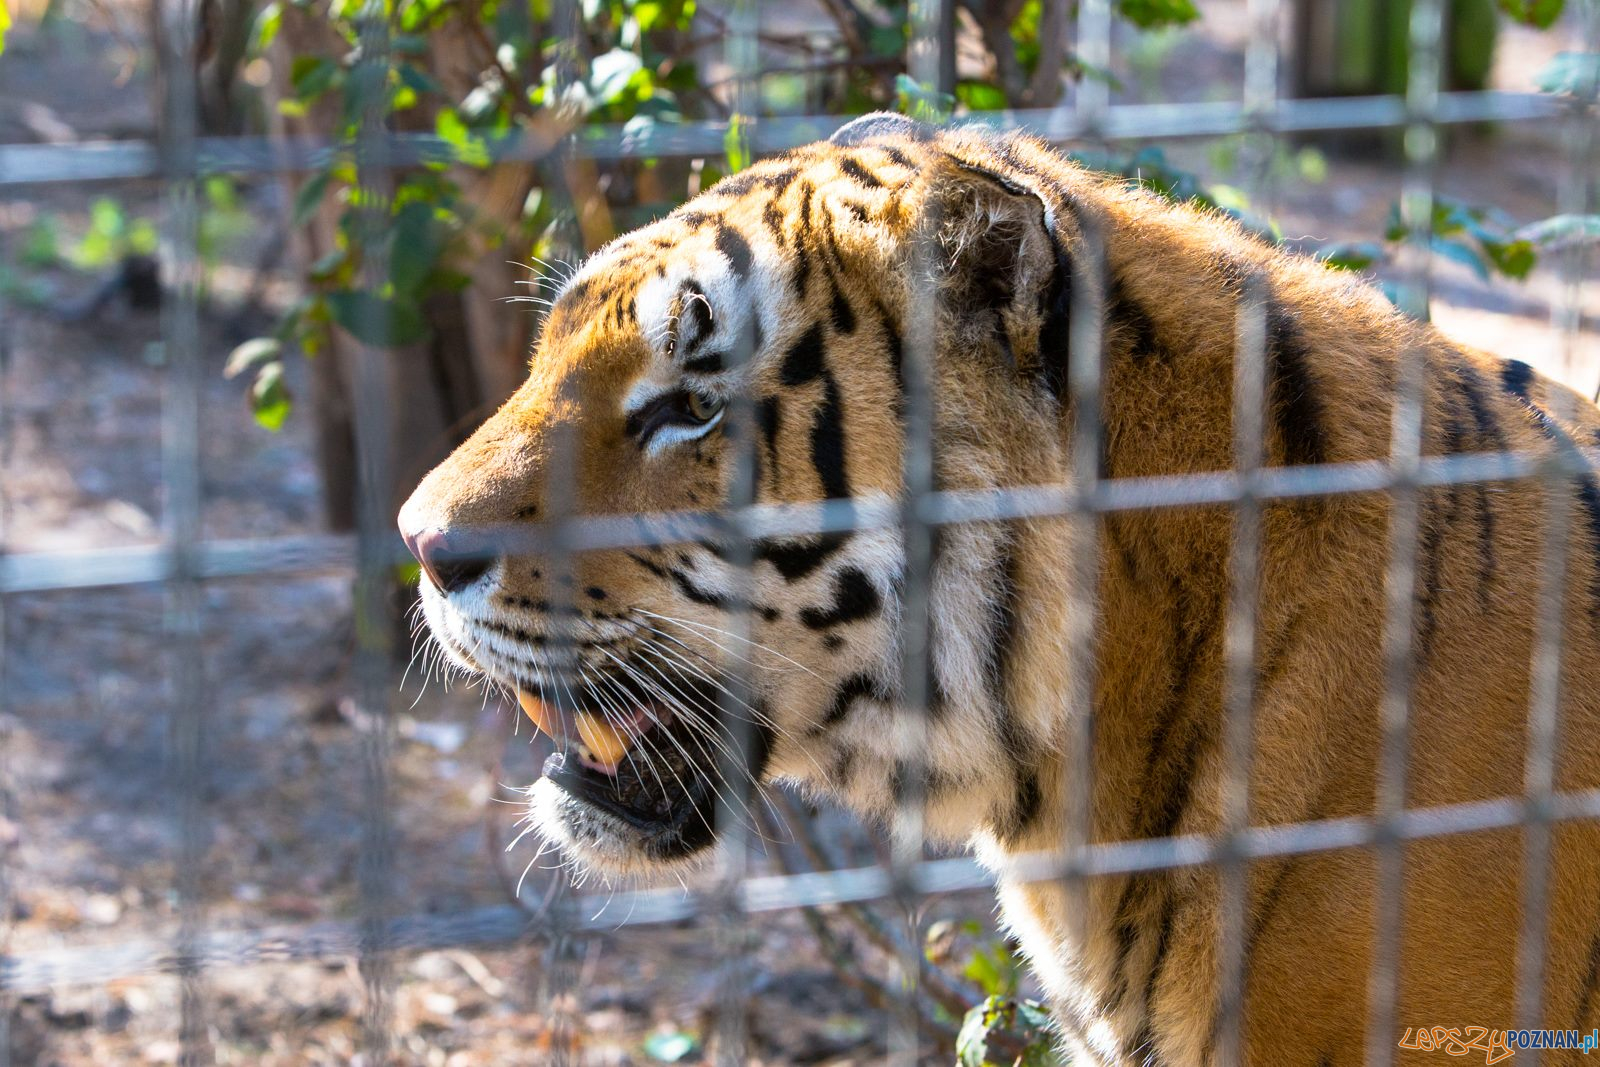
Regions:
[[831, 745, 855, 787], [757, 395, 781, 487], [1107, 584, 1214, 1011], [678, 280, 712, 356], [627, 551, 670, 579], [1452, 359, 1503, 605], [799, 567, 880, 629], [1142, 593, 1214, 842], [669, 568, 729, 608], [793, 183, 815, 296], [1498, 360, 1600, 621], [762, 202, 786, 246], [881, 145, 914, 170], [1107, 273, 1162, 361], [875, 300, 905, 420], [1121, 890, 1175, 1063], [986, 534, 1024, 697], [1574, 927, 1600, 1027], [1579, 480, 1600, 623], [714, 222, 753, 277], [1416, 489, 1447, 659], [754, 533, 850, 581], [1265, 303, 1328, 467], [1430, 402, 1469, 639], [811, 373, 851, 500], [988, 534, 1042, 842], [816, 198, 848, 274], [831, 284, 857, 334], [1502, 358, 1537, 402], [839, 155, 884, 188], [713, 165, 799, 199], [810, 673, 890, 736], [1038, 227, 1073, 401], [780, 324, 826, 386], [683, 351, 724, 375]]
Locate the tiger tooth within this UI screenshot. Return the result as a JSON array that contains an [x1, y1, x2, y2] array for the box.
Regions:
[[515, 687, 557, 739]]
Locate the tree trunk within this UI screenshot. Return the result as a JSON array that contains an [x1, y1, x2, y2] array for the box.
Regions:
[[266, 7, 541, 529]]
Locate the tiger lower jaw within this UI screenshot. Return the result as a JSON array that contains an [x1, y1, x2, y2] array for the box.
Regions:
[[511, 683, 728, 874]]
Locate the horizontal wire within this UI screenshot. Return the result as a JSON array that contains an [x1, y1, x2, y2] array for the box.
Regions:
[[5, 445, 1595, 595], [0, 91, 1566, 187], [6, 783, 1599, 996]]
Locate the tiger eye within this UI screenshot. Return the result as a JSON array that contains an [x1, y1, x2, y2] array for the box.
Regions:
[[685, 392, 724, 422]]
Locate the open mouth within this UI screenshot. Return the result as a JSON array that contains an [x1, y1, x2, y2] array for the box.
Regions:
[[517, 683, 722, 856]]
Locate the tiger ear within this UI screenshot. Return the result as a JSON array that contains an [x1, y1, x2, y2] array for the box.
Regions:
[[829, 111, 937, 146], [926, 157, 1071, 400]]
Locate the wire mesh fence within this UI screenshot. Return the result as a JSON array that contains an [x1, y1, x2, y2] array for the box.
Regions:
[[2, 0, 1599, 1064]]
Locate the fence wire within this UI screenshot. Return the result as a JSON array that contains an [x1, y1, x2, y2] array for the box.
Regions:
[[2, 1, 1599, 1065]]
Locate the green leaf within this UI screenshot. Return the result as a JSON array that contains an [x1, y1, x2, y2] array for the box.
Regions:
[[290, 55, 341, 102], [1117, 0, 1201, 28], [389, 200, 445, 295], [1432, 235, 1491, 280], [590, 48, 644, 106], [1481, 237, 1536, 279], [223, 337, 282, 379], [956, 997, 1000, 1067], [1015, 999, 1054, 1031], [955, 79, 1009, 112], [22, 214, 61, 267], [1515, 213, 1600, 249], [641, 1031, 698, 1062], [326, 290, 429, 346], [723, 114, 751, 174], [894, 73, 955, 124], [72, 198, 128, 269], [435, 109, 491, 168], [399, 62, 444, 97], [250, 1, 282, 55], [1318, 241, 1384, 272], [1496, 0, 1564, 28], [1535, 51, 1600, 96], [293, 169, 333, 227], [250, 361, 292, 431]]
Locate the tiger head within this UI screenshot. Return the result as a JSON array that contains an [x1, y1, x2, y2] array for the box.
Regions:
[[399, 114, 1082, 879]]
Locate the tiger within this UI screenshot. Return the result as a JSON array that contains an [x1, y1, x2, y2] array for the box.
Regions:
[[397, 111, 1600, 1065]]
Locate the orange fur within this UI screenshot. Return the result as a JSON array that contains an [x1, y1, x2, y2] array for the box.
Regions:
[[400, 114, 1600, 1065]]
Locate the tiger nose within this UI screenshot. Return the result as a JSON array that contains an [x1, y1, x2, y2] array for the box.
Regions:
[[402, 526, 495, 595]]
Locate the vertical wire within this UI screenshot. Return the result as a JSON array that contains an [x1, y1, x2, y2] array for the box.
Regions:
[[1214, 6, 1281, 1059], [1060, 0, 1111, 968], [1365, 2, 1443, 1063], [153, 0, 210, 1059], [349, 0, 398, 1055], [890, 4, 947, 1062], [537, 3, 582, 1060], [1515, 0, 1600, 1037], [0, 70, 15, 1067], [1516, 465, 1572, 1056], [712, 3, 759, 1063]]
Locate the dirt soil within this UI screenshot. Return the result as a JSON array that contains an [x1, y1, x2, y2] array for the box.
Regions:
[[2, 2, 1598, 1065]]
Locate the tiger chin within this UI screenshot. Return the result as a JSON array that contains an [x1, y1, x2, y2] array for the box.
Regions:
[[400, 112, 1600, 1065]]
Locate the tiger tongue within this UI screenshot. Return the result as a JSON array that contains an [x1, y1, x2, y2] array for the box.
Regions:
[[514, 688, 641, 775]]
